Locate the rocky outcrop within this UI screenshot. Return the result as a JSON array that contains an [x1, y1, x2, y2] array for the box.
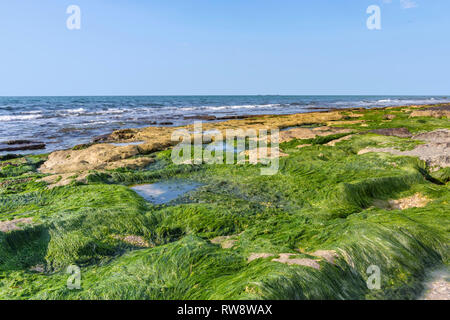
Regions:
[[410, 104, 450, 118], [0, 140, 45, 152], [280, 126, 352, 143], [39, 144, 154, 174], [369, 127, 412, 138], [358, 129, 450, 170]]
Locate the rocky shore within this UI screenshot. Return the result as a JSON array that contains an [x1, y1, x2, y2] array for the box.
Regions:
[[0, 103, 449, 300]]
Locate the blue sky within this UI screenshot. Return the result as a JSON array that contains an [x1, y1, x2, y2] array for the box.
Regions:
[[0, 0, 449, 96]]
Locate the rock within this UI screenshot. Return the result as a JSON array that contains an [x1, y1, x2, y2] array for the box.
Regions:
[[184, 115, 217, 121], [39, 172, 91, 189], [279, 126, 352, 143], [413, 129, 450, 143], [297, 144, 313, 149], [383, 114, 396, 120], [210, 235, 237, 249], [310, 250, 338, 264], [271, 254, 321, 270], [248, 253, 275, 262], [29, 264, 46, 273], [108, 128, 138, 141], [0, 140, 45, 152], [327, 120, 365, 126], [92, 133, 112, 143], [358, 129, 450, 170], [325, 135, 354, 146], [113, 235, 151, 248], [0, 177, 32, 188], [410, 104, 450, 118], [216, 115, 255, 120], [419, 268, 450, 300], [0, 154, 21, 161], [0, 217, 33, 233], [39, 144, 154, 174], [369, 127, 412, 138]]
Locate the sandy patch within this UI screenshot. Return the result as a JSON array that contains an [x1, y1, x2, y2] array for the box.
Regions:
[[373, 193, 430, 210], [0, 217, 33, 233], [389, 193, 430, 210]]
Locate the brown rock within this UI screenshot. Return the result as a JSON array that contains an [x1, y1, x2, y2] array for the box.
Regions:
[[39, 144, 153, 174], [369, 127, 412, 138]]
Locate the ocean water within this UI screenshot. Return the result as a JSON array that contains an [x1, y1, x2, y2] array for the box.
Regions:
[[0, 95, 449, 154]]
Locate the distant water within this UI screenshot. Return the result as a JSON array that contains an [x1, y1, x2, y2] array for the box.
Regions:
[[0, 95, 449, 154]]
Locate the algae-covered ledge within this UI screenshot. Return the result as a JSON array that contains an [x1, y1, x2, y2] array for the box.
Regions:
[[0, 103, 449, 300]]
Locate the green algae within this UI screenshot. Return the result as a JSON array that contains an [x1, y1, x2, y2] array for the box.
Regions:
[[0, 105, 448, 300]]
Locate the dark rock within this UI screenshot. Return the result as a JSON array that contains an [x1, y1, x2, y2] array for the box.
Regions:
[[216, 115, 256, 120], [425, 104, 450, 111], [184, 115, 217, 121], [0, 154, 21, 161], [109, 129, 137, 141], [0, 140, 46, 152], [4, 140, 37, 145], [369, 127, 412, 138], [92, 134, 112, 143], [159, 122, 174, 125]]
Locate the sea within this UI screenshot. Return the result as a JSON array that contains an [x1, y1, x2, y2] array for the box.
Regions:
[[0, 95, 448, 154]]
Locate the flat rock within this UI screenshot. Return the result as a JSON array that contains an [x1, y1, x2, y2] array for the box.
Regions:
[[369, 127, 412, 138], [39, 144, 154, 174], [248, 253, 275, 262], [0, 217, 33, 233], [410, 104, 450, 118], [0, 140, 45, 152], [272, 253, 321, 270], [279, 126, 352, 143], [358, 129, 450, 170]]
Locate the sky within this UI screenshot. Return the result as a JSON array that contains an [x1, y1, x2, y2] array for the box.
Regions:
[[0, 0, 449, 96]]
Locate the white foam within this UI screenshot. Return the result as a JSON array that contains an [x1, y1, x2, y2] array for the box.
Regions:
[[0, 114, 42, 121]]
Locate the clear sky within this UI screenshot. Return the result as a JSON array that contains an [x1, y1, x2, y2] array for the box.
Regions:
[[0, 0, 449, 96]]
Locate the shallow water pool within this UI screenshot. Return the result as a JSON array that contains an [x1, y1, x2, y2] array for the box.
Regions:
[[131, 181, 202, 204]]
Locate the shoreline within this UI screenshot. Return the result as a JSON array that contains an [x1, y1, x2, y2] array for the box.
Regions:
[[1, 98, 450, 156]]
